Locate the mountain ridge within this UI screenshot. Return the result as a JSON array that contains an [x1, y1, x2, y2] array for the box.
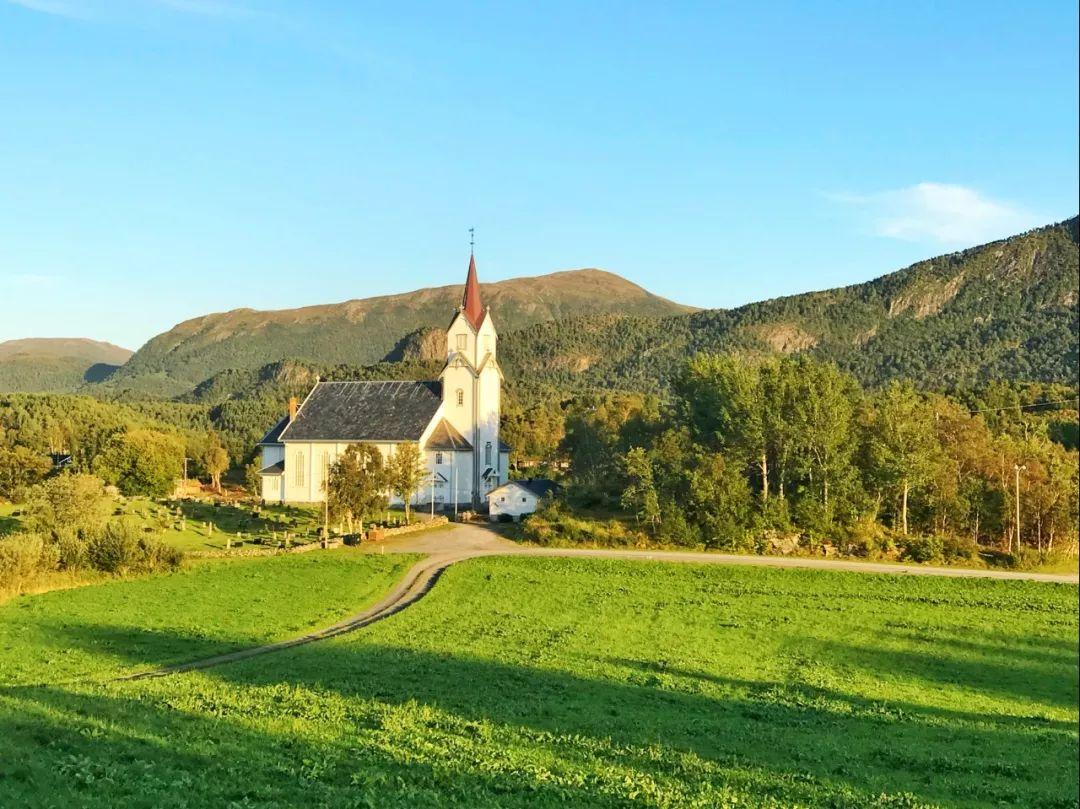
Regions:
[[4, 218, 1077, 398], [104, 268, 695, 396], [0, 338, 133, 393]]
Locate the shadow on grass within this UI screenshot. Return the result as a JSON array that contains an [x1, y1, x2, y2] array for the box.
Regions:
[[2, 617, 1076, 807], [807, 629, 1080, 712]]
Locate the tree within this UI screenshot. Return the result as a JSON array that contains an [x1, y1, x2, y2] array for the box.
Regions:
[[620, 447, 660, 533], [0, 445, 52, 500], [787, 357, 860, 519], [326, 443, 388, 535], [867, 383, 941, 535], [387, 442, 426, 523], [675, 354, 767, 499], [93, 429, 185, 497], [204, 442, 230, 493], [686, 452, 755, 550]]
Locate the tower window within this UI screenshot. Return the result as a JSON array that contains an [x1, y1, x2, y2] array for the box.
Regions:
[[485, 441, 492, 465], [456, 334, 467, 350], [484, 336, 491, 353], [435, 452, 444, 465], [456, 389, 464, 406]]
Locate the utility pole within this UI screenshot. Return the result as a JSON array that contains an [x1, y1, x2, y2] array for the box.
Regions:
[[452, 453, 458, 519], [322, 456, 330, 548], [1013, 464, 1026, 553], [430, 473, 435, 519]]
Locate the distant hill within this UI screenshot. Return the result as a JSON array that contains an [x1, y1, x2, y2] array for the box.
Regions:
[[105, 269, 695, 397], [0, 338, 132, 393], [501, 217, 1079, 395]]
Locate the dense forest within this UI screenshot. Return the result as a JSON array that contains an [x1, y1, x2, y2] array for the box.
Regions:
[[522, 356, 1078, 564]]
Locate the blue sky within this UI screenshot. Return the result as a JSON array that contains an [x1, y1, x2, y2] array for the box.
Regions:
[[1, 1, 1077, 349]]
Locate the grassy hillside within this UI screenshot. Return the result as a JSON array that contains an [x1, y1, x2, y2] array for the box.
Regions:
[[105, 269, 695, 397], [0, 555, 1075, 806], [0, 338, 131, 393], [0, 550, 416, 683], [503, 216, 1080, 395]]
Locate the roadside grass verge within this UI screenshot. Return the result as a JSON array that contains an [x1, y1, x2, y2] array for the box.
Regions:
[[1, 557, 1075, 807], [0, 549, 419, 685]]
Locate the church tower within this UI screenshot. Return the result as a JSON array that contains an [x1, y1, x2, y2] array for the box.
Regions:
[[442, 254, 503, 508]]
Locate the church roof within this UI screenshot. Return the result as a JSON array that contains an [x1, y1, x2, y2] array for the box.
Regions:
[[424, 418, 473, 451], [279, 381, 442, 442], [461, 254, 484, 330], [257, 415, 289, 445]]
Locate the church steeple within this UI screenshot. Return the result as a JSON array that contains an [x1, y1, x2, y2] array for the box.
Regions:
[[461, 253, 484, 330]]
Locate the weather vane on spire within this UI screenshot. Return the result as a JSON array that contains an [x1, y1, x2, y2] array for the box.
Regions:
[[468, 227, 475, 256]]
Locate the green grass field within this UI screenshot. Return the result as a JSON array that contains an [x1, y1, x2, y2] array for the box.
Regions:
[[1, 555, 1076, 807], [0, 549, 417, 684]]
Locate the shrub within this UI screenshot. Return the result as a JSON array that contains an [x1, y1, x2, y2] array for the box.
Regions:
[[898, 535, 944, 564], [940, 535, 979, 564], [496, 513, 515, 524], [25, 474, 113, 542], [88, 520, 185, 574], [87, 520, 143, 573], [658, 503, 701, 547], [841, 517, 895, 559], [136, 537, 184, 573], [0, 532, 47, 589], [54, 534, 88, 570]]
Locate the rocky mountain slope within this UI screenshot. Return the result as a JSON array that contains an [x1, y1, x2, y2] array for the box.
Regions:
[[501, 217, 1079, 395]]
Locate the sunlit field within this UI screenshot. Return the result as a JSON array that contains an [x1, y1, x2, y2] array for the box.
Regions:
[[1, 555, 1075, 807]]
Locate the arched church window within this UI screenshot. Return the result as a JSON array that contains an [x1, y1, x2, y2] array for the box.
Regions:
[[485, 442, 492, 465], [456, 334, 467, 351], [456, 389, 464, 406]]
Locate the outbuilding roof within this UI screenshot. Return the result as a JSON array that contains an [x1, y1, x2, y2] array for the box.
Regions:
[[487, 478, 558, 500], [278, 381, 442, 442]]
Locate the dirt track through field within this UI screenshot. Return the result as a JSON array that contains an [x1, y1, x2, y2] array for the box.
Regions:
[[114, 523, 1077, 682]]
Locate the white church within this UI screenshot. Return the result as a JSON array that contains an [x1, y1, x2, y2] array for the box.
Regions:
[[256, 255, 509, 510]]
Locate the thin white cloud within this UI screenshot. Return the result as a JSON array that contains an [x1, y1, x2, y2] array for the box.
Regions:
[[827, 182, 1040, 246]]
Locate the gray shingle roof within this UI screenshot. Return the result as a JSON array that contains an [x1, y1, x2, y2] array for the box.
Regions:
[[425, 418, 472, 451], [258, 415, 289, 445], [489, 478, 558, 499], [279, 381, 442, 442]]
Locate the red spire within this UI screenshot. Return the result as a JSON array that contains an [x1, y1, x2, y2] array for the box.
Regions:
[[461, 253, 484, 330]]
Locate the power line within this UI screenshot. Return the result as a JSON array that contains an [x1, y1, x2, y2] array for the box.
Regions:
[[966, 397, 1079, 416]]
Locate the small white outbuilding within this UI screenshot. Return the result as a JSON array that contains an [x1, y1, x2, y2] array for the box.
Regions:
[[486, 478, 557, 521]]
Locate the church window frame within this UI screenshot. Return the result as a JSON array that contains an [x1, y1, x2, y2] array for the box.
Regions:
[[456, 388, 464, 406], [485, 441, 492, 465], [294, 452, 305, 487], [435, 452, 444, 465], [456, 333, 467, 351]]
